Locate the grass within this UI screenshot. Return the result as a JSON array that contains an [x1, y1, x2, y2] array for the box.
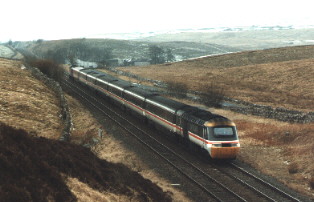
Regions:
[[0, 58, 174, 201], [117, 46, 314, 112], [2, 44, 314, 200], [0, 58, 63, 139], [66, 94, 192, 201], [235, 121, 314, 146], [235, 118, 314, 196], [310, 177, 314, 189], [0, 122, 171, 202], [113, 46, 314, 198]]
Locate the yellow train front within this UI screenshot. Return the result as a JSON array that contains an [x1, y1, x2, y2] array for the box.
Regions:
[[175, 107, 240, 160], [203, 118, 240, 159], [69, 67, 240, 160]]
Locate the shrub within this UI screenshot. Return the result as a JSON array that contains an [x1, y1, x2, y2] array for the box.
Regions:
[[29, 59, 64, 82], [199, 83, 225, 108], [166, 81, 188, 98], [288, 162, 299, 174], [310, 176, 314, 189]]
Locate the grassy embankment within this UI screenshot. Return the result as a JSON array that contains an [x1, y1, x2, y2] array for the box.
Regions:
[[0, 58, 173, 202], [116, 46, 314, 198]]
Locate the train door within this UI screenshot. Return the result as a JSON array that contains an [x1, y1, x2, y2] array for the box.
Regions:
[[202, 127, 207, 149], [182, 119, 189, 143]]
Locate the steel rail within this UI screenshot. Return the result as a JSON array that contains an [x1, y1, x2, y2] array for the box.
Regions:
[[63, 75, 306, 202], [62, 79, 246, 202], [229, 162, 301, 202]]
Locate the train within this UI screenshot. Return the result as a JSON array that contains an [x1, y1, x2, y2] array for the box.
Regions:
[[69, 67, 240, 159]]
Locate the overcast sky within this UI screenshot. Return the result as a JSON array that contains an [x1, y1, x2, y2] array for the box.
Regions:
[[1, 0, 314, 42]]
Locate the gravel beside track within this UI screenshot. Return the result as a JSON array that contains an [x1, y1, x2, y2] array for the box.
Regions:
[[62, 78, 312, 202]]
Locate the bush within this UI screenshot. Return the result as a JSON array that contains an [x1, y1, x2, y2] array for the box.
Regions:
[[166, 81, 188, 98], [288, 162, 299, 174], [29, 59, 64, 82], [310, 176, 314, 189], [199, 83, 225, 108]]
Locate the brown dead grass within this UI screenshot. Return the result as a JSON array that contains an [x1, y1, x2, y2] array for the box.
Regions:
[[66, 176, 136, 202], [67, 93, 191, 201], [114, 43, 314, 199], [73, 46, 314, 199], [2, 47, 314, 200], [117, 46, 314, 112], [0, 123, 171, 202], [66, 95, 103, 145], [210, 108, 314, 198], [237, 120, 314, 198], [0, 58, 62, 139], [0, 59, 174, 201]]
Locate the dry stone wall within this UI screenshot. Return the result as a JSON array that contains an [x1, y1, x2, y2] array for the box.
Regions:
[[222, 97, 314, 123], [26, 64, 72, 141], [108, 67, 314, 123]]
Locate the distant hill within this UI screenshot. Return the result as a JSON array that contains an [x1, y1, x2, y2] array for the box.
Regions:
[[0, 44, 23, 59], [135, 27, 314, 50], [10, 26, 314, 66], [117, 45, 314, 112], [13, 38, 239, 65]]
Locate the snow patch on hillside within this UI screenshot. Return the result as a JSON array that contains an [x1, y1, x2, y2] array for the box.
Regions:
[[0, 45, 23, 59], [0, 45, 14, 58]]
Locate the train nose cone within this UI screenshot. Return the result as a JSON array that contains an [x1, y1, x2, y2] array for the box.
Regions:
[[211, 147, 240, 159]]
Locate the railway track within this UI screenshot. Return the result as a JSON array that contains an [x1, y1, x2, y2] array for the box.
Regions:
[[62, 78, 305, 202]]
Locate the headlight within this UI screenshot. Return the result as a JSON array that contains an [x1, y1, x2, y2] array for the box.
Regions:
[[212, 144, 222, 147], [212, 143, 240, 147]]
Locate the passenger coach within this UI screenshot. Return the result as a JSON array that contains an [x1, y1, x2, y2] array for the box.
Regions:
[[70, 67, 240, 159]]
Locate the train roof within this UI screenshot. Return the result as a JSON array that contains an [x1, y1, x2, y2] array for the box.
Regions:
[[73, 67, 232, 125], [72, 67, 85, 71], [79, 68, 118, 82], [80, 68, 101, 75], [109, 79, 134, 89], [177, 105, 227, 125], [146, 95, 187, 111], [125, 86, 158, 98]]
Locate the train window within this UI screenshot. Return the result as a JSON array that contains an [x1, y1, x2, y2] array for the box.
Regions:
[[164, 110, 175, 123], [146, 102, 174, 122], [213, 127, 234, 137], [87, 76, 93, 82], [176, 116, 181, 126], [124, 93, 143, 107], [198, 126, 203, 138], [187, 123, 203, 137], [188, 123, 198, 135], [108, 86, 122, 96], [99, 82, 107, 89]]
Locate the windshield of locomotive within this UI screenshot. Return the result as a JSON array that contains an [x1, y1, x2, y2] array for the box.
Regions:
[[213, 127, 234, 137]]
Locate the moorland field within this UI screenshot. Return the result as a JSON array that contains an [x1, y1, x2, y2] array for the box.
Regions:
[[115, 45, 314, 198], [1, 44, 314, 200]]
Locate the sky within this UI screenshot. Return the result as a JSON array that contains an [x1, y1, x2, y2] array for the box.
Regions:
[[1, 0, 314, 42]]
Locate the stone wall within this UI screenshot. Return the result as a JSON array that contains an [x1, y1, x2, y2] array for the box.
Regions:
[[26, 64, 72, 141], [222, 97, 314, 123], [107, 67, 314, 123]]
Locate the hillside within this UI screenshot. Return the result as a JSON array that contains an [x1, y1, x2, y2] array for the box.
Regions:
[[0, 58, 174, 201], [0, 44, 23, 60], [1, 48, 314, 200], [136, 28, 314, 50], [12, 38, 239, 64], [114, 45, 314, 198], [0, 59, 62, 138], [117, 45, 314, 112], [0, 123, 171, 202]]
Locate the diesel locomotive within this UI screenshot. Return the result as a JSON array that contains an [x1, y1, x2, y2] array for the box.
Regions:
[[69, 67, 240, 159]]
